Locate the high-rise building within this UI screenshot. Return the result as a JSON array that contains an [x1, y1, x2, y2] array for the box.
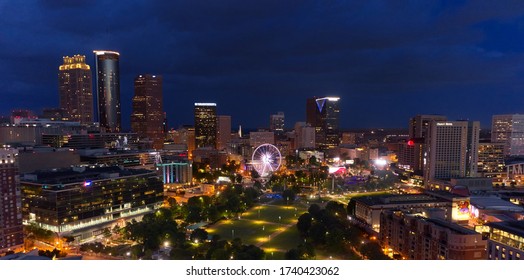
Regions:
[[270, 112, 285, 135], [0, 148, 23, 254], [306, 96, 340, 149], [94, 50, 121, 132], [58, 55, 93, 124], [194, 103, 217, 149], [409, 115, 447, 139], [491, 114, 524, 156], [424, 120, 480, 187], [131, 74, 164, 150], [216, 115, 231, 150]]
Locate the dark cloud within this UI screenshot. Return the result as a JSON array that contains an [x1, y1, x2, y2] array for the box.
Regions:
[[1, 0, 524, 130]]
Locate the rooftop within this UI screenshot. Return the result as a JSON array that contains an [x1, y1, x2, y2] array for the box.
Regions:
[[487, 220, 524, 236], [21, 165, 155, 186], [353, 194, 448, 206]]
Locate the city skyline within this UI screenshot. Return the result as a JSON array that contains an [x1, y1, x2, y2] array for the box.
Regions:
[[3, 1, 524, 130]]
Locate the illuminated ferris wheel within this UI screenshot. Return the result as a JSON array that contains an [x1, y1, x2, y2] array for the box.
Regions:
[[251, 144, 282, 177]]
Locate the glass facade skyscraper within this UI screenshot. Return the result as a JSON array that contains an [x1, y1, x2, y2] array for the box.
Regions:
[[306, 96, 340, 149], [194, 103, 217, 149], [94, 50, 121, 133]]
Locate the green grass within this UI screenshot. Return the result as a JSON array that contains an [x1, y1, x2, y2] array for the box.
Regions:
[[206, 202, 308, 259], [263, 226, 302, 251]]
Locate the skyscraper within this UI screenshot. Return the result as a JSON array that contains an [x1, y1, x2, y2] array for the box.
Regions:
[[94, 50, 121, 132], [424, 120, 479, 187], [131, 74, 164, 150], [409, 115, 447, 139], [194, 103, 217, 149], [270, 112, 285, 135], [58, 55, 93, 124], [306, 96, 340, 149], [216, 115, 231, 150], [0, 148, 23, 254], [491, 114, 524, 156]]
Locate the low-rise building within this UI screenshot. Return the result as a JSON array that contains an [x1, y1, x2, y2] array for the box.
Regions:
[[351, 194, 450, 233], [380, 210, 487, 260], [21, 166, 164, 242], [476, 220, 524, 260]]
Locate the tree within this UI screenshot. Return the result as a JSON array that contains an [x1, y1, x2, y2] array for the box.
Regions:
[[308, 204, 321, 219], [190, 229, 208, 243], [282, 189, 296, 204], [309, 156, 318, 166], [360, 242, 390, 260], [297, 213, 313, 235]]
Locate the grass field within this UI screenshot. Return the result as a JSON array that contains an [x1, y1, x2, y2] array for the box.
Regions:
[[206, 201, 308, 259]]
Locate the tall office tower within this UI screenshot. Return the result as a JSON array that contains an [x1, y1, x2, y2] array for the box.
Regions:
[[270, 112, 285, 135], [0, 148, 23, 254], [491, 114, 524, 156], [131, 74, 164, 150], [94, 50, 121, 132], [409, 115, 447, 139], [294, 122, 315, 149], [194, 103, 217, 149], [58, 55, 93, 124], [306, 96, 340, 149], [424, 121, 480, 187], [216, 115, 231, 150]]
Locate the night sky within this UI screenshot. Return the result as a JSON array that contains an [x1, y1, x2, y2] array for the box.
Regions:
[[2, 1, 524, 131]]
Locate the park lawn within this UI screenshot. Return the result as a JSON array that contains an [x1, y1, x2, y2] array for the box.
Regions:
[[262, 225, 302, 252], [207, 219, 282, 245], [207, 202, 308, 249], [241, 204, 307, 225]]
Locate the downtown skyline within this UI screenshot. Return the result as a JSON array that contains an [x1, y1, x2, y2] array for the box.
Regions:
[[3, 1, 524, 130]]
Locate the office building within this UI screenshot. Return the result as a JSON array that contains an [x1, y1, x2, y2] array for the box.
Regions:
[[478, 221, 524, 260], [398, 138, 424, 175], [58, 55, 93, 124], [380, 211, 487, 260], [94, 50, 121, 132], [0, 148, 23, 254], [424, 121, 480, 187], [270, 112, 285, 135], [249, 131, 275, 147], [478, 141, 505, 183], [409, 115, 447, 139], [194, 103, 217, 149], [294, 122, 315, 149], [306, 96, 340, 149], [131, 74, 164, 149], [491, 114, 524, 156], [351, 194, 450, 233], [216, 115, 231, 150], [21, 166, 163, 241]]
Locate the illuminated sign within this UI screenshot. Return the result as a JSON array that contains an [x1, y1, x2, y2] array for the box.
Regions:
[[436, 122, 454, 126], [452, 199, 470, 221], [84, 181, 92, 187], [407, 140, 414, 146], [194, 103, 217, 106]]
